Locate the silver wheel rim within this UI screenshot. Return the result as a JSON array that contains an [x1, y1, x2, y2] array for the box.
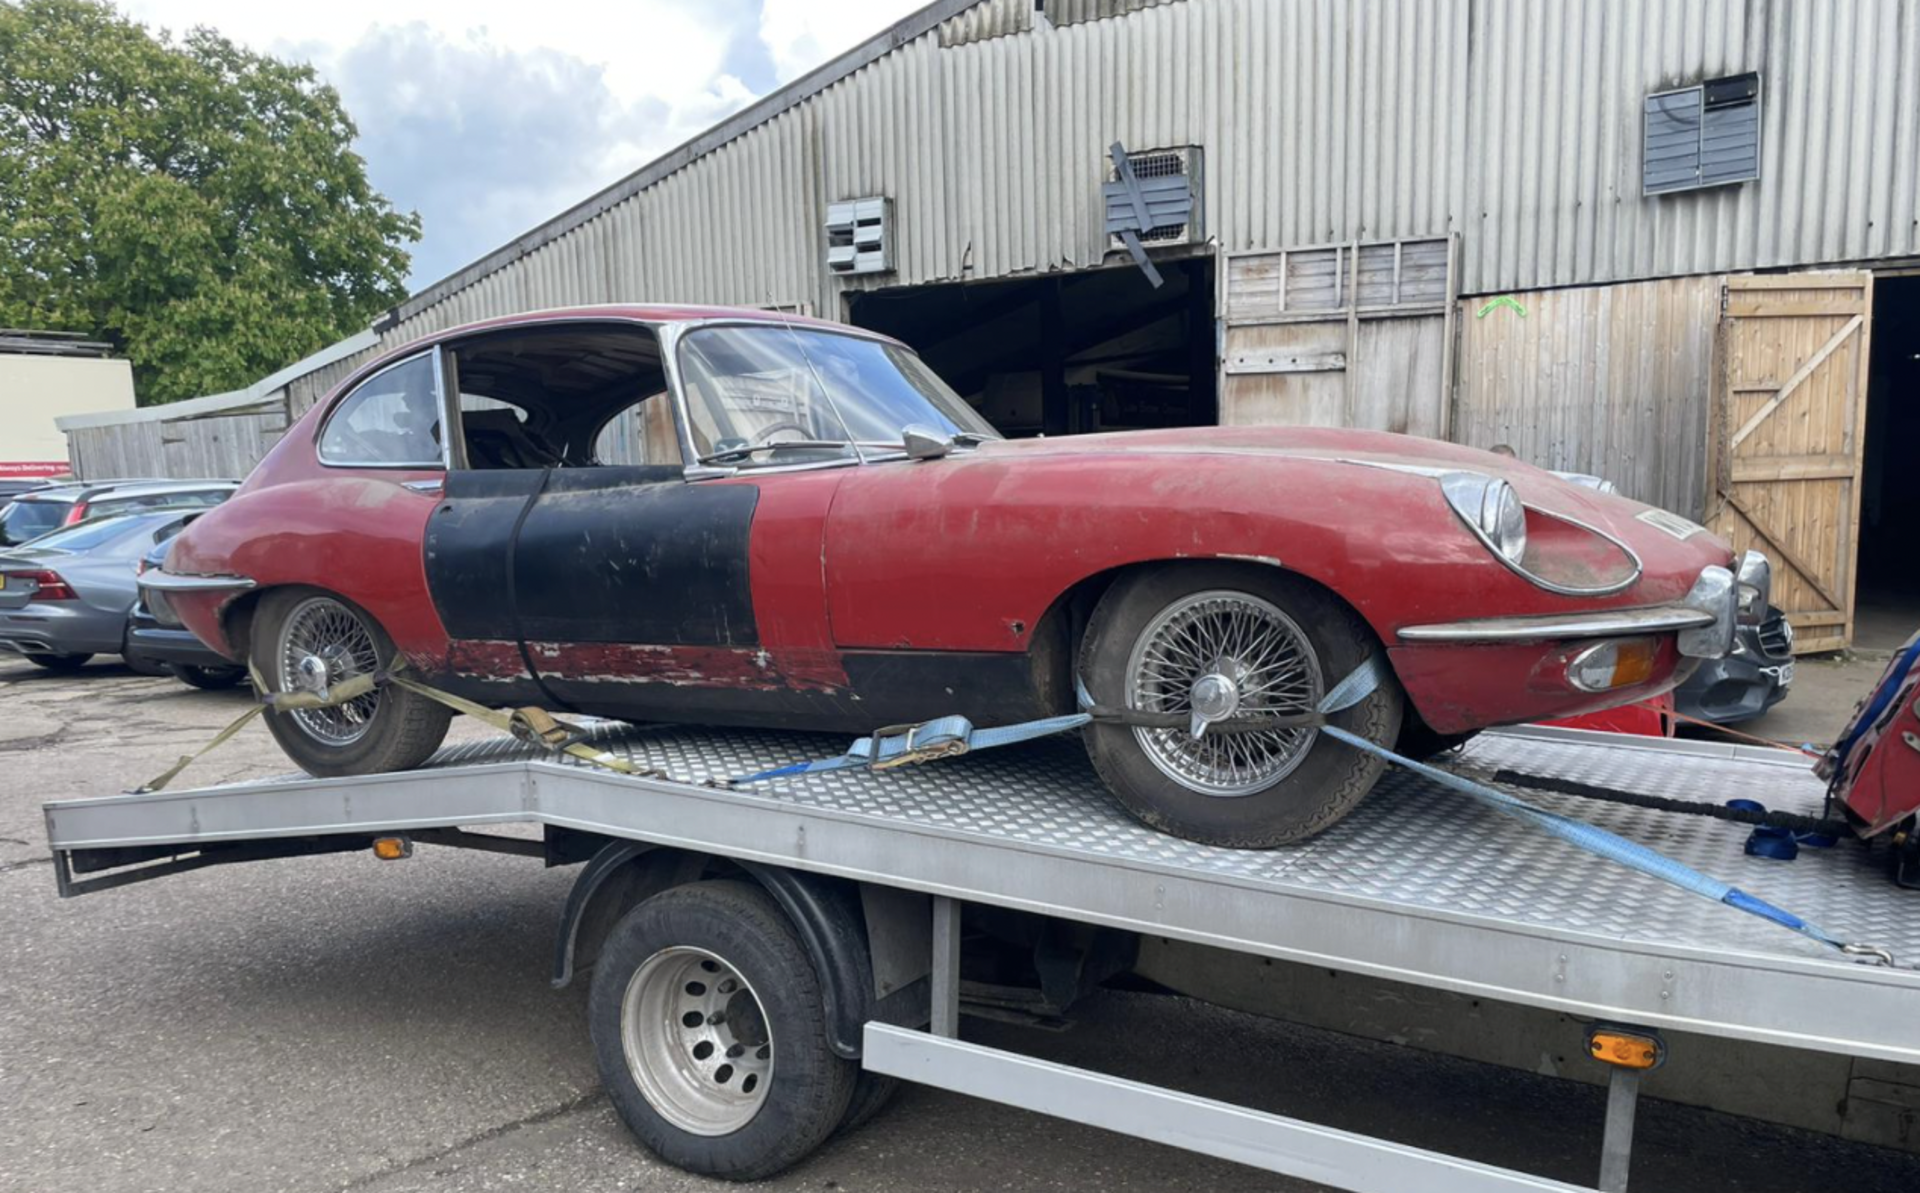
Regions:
[[274, 596, 383, 746], [1124, 589, 1324, 798], [621, 947, 773, 1136]]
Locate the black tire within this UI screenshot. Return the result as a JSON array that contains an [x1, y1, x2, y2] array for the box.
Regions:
[[590, 880, 855, 1180], [250, 587, 452, 777], [167, 663, 246, 690], [1079, 563, 1403, 848], [25, 652, 91, 671], [837, 1071, 900, 1137]]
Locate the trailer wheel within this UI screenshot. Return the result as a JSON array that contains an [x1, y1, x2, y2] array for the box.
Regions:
[[1080, 563, 1402, 847], [590, 880, 855, 1180], [837, 1071, 900, 1136]]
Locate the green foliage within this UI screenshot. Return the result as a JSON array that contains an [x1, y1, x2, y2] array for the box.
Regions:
[[0, 0, 418, 403]]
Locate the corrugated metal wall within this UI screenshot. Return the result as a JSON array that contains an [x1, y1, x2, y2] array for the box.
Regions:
[[1463, 0, 1920, 293], [1452, 275, 1724, 520], [386, 0, 1473, 346], [379, 0, 1919, 346], [71, 0, 1920, 478]]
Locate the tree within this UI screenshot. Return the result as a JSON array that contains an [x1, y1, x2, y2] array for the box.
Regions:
[[0, 0, 419, 403]]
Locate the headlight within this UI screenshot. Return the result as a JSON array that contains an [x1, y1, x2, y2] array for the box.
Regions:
[[1441, 473, 1527, 564]]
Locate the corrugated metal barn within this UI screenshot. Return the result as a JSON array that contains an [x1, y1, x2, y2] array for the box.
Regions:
[[63, 0, 1920, 651]]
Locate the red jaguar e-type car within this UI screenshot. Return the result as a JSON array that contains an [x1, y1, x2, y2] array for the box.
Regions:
[[147, 305, 1766, 846]]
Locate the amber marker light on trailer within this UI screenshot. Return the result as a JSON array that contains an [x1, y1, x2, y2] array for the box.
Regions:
[[1587, 1027, 1665, 1071], [371, 837, 413, 860]]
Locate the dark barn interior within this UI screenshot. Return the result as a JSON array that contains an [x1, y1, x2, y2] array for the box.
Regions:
[[845, 257, 1215, 438]]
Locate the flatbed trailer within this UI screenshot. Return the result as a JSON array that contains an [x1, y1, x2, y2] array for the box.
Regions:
[[42, 723, 1920, 1192]]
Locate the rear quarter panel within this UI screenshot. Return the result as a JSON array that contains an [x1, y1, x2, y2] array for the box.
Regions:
[[164, 411, 448, 661]]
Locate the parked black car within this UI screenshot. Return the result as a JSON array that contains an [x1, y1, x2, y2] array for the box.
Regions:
[[124, 528, 245, 689], [1674, 604, 1793, 724]]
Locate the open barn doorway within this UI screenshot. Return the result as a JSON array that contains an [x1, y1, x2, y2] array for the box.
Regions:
[[1857, 273, 1920, 652], [844, 257, 1215, 437]]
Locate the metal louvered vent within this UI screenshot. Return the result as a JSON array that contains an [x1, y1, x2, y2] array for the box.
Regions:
[[1644, 73, 1760, 195], [825, 197, 893, 276], [1104, 145, 1203, 250]]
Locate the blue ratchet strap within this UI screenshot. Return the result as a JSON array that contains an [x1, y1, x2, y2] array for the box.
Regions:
[[729, 712, 1093, 785], [1314, 655, 1887, 963]]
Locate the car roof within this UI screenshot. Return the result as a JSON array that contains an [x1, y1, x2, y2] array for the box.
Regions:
[[332, 304, 912, 401], [15, 479, 238, 503]]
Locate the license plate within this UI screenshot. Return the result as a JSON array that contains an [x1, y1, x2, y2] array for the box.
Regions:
[[1778, 660, 1795, 686], [0, 575, 7, 590]]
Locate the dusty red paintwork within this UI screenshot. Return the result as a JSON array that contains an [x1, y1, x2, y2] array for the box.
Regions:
[[165, 305, 1737, 738]]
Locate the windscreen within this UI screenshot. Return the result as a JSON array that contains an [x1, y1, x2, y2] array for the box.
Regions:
[[677, 325, 998, 466]]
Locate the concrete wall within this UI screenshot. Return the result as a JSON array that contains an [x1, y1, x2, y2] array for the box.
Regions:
[[0, 355, 134, 477]]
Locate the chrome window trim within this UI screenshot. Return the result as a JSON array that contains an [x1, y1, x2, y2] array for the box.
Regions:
[[315, 348, 448, 472], [663, 318, 985, 482]]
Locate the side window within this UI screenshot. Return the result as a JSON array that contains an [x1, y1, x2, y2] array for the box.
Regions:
[[319, 355, 443, 467], [592, 392, 682, 466]]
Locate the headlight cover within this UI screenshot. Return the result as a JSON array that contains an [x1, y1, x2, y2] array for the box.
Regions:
[[1441, 472, 1528, 564]]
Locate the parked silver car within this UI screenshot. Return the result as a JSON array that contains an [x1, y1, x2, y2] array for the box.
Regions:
[[0, 479, 236, 547], [0, 512, 202, 670]]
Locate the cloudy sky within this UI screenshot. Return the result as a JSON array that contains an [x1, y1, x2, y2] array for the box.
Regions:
[[119, 0, 926, 290]]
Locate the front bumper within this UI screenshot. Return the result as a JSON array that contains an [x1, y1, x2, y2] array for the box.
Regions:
[[1398, 553, 1767, 661]]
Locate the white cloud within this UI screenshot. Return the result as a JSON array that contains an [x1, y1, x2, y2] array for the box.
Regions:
[[110, 0, 933, 286]]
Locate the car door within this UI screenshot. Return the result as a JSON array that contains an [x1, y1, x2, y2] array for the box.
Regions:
[[419, 323, 777, 718]]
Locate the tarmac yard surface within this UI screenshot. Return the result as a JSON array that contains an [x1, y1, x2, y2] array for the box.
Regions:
[[2, 657, 1916, 1193]]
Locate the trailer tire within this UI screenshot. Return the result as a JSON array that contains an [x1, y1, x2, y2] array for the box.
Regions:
[[837, 1071, 900, 1136], [590, 880, 855, 1180]]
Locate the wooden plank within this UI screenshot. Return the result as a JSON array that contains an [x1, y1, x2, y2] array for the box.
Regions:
[[1728, 314, 1864, 448], [1725, 274, 1874, 291], [1223, 349, 1346, 375], [1722, 490, 1845, 611], [1729, 455, 1857, 482], [1724, 302, 1869, 318]]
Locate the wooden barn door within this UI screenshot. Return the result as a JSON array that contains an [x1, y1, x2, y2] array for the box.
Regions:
[[1706, 273, 1873, 653], [1220, 237, 1456, 438]]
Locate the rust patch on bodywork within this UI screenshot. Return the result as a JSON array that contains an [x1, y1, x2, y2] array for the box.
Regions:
[[524, 641, 846, 693]]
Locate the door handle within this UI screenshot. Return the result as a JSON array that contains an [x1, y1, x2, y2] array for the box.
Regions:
[[404, 479, 445, 495]]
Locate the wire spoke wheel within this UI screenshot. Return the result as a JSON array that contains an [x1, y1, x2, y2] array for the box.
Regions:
[[275, 595, 384, 746], [1124, 589, 1324, 798], [622, 946, 774, 1136]]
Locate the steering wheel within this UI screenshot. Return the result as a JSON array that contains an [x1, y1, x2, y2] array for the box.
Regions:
[[749, 420, 814, 447]]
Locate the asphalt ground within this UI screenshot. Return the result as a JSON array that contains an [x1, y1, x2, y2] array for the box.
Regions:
[[2, 657, 1916, 1193]]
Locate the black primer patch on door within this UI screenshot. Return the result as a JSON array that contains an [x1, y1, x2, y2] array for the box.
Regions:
[[511, 469, 759, 646], [423, 469, 545, 641]]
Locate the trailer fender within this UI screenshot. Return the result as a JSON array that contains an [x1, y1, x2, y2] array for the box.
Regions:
[[551, 842, 691, 987], [733, 861, 878, 1060]]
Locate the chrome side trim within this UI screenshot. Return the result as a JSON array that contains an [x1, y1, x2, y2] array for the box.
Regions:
[[138, 571, 259, 594], [1397, 605, 1716, 643]]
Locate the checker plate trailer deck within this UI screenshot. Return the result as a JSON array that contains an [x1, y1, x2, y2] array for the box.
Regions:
[[41, 725, 1920, 1192]]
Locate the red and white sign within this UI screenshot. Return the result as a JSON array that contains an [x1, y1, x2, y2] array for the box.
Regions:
[[0, 460, 72, 480]]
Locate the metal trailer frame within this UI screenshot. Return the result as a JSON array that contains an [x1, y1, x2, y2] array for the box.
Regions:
[[41, 724, 1920, 1193]]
